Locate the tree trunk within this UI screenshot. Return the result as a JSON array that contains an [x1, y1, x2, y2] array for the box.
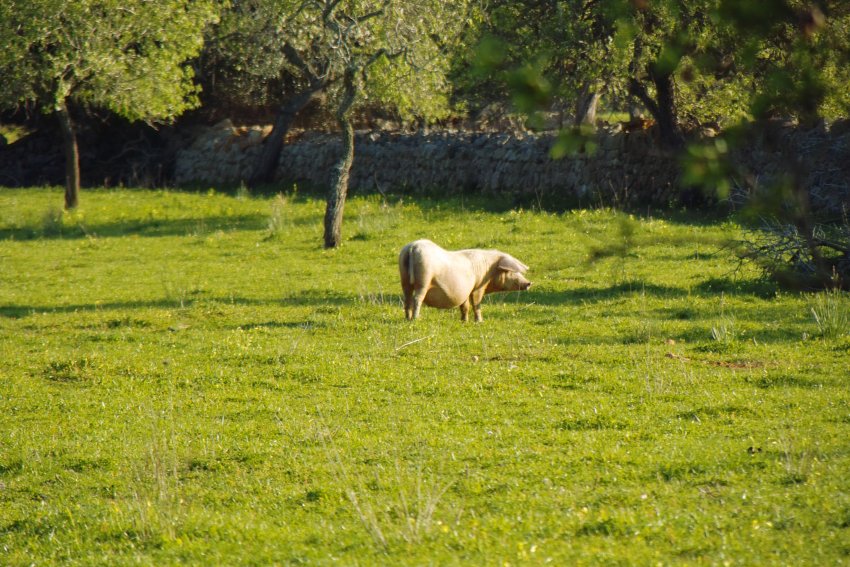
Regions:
[[628, 73, 684, 149], [574, 84, 601, 127], [323, 68, 357, 249], [248, 81, 325, 187], [57, 99, 81, 209], [651, 71, 683, 148], [627, 32, 684, 149]]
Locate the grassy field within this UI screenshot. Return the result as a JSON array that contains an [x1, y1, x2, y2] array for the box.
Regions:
[[1, 186, 849, 565]]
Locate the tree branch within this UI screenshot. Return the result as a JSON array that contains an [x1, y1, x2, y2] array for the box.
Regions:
[[628, 77, 660, 119], [283, 42, 321, 82]]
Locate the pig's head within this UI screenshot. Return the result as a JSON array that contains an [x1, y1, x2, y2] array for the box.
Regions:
[[488, 254, 532, 292]]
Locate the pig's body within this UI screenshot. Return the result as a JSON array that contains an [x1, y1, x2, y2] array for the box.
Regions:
[[399, 239, 531, 322]]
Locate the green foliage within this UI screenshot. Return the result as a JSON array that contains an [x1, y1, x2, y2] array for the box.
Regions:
[[205, 0, 467, 124], [718, 1, 850, 122], [0, 0, 222, 122], [460, 1, 621, 119], [0, 124, 32, 144], [463, 0, 849, 135], [201, 0, 302, 108], [362, 50, 453, 123], [1, 187, 849, 564], [681, 137, 731, 198]]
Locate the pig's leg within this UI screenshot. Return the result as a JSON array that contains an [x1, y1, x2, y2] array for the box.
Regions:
[[459, 299, 470, 322], [411, 286, 428, 320], [401, 281, 415, 320], [399, 248, 414, 320], [471, 289, 486, 322], [404, 290, 414, 320]]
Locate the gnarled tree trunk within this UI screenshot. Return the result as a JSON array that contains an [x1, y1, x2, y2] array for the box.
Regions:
[[629, 72, 684, 149], [249, 80, 325, 187], [323, 67, 357, 249], [57, 99, 81, 209], [574, 84, 601, 127], [627, 33, 684, 149], [250, 42, 335, 187]]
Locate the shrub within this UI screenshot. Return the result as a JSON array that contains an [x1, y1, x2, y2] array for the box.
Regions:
[[739, 217, 850, 290]]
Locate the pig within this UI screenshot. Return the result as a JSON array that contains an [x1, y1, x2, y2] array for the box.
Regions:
[[399, 239, 531, 322]]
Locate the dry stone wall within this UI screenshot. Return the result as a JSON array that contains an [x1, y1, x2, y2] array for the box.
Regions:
[[175, 119, 850, 214]]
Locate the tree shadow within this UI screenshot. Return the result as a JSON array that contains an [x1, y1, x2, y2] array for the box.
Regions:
[[522, 281, 687, 306], [0, 290, 355, 319], [692, 276, 777, 298], [227, 320, 328, 331], [0, 214, 270, 241], [523, 275, 778, 307]]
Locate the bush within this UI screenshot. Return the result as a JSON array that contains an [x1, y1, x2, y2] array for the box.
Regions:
[[739, 217, 850, 290]]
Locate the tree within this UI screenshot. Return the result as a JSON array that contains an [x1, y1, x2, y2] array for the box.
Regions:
[[0, 0, 221, 209], [708, 1, 850, 288], [463, 0, 756, 144], [201, 0, 334, 187], [209, 0, 467, 247], [313, 0, 468, 248], [469, 0, 848, 288], [455, 1, 614, 129]]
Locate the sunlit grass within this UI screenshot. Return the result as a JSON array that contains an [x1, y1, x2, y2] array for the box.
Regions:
[[1, 186, 848, 565]]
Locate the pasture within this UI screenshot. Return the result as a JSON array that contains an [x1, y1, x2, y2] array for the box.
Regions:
[[1, 186, 848, 565]]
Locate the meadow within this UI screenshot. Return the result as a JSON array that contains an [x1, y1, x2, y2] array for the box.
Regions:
[[1, 186, 848, 565]]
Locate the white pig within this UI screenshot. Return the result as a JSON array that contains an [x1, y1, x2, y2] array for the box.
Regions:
[[399, 239, 531, 322]]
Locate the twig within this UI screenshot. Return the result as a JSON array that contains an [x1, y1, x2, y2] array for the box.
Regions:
[[396, 335, 432, 351]]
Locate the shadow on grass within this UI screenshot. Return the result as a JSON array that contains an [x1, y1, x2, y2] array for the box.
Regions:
[[0, 291, 353, 319], [521, 281, 685, 306], [522, 276, 776, 307], [694, 276, 777, 297], [0, 214, 272, 241], [229, 320, 328, 331]]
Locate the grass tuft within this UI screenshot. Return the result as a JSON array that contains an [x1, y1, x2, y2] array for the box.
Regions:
[[811, 288, 850, 339]]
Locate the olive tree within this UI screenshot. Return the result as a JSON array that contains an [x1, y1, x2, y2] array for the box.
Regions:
[[312, 0, 467, 248], [202, 0, 333, 187], [210, 0, 468, 247], [0, 0, 221, 209]]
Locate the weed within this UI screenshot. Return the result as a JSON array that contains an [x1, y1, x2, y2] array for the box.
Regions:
[[775, 431, 814, 486], [41, 206, 64, 236], [317, 421, 454, 548], [42, 356, 99, 383], [810, 288, 849, 339], [318, 424, 388, 547], [160, 273, 191, 308], [351, 198, 402, 241], [236, 182, 250, 201], [266, 193, 288, 237], [710, 318, 737, 343], [124, 381, 183, 544], [710, 293, 738, 344]]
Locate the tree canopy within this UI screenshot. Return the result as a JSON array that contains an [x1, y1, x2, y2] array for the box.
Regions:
[[1, 0, 848, 241], [458, 0, 850, 134], [0, 0, 221, 207]]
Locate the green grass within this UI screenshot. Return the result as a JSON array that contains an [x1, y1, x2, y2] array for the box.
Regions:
[[1, 186, 849, 565]]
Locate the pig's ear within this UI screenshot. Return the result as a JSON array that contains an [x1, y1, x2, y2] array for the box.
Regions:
[[498, 255, 529, 273]]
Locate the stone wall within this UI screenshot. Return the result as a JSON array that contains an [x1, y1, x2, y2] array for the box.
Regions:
[[175, 119, 850, 214]]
